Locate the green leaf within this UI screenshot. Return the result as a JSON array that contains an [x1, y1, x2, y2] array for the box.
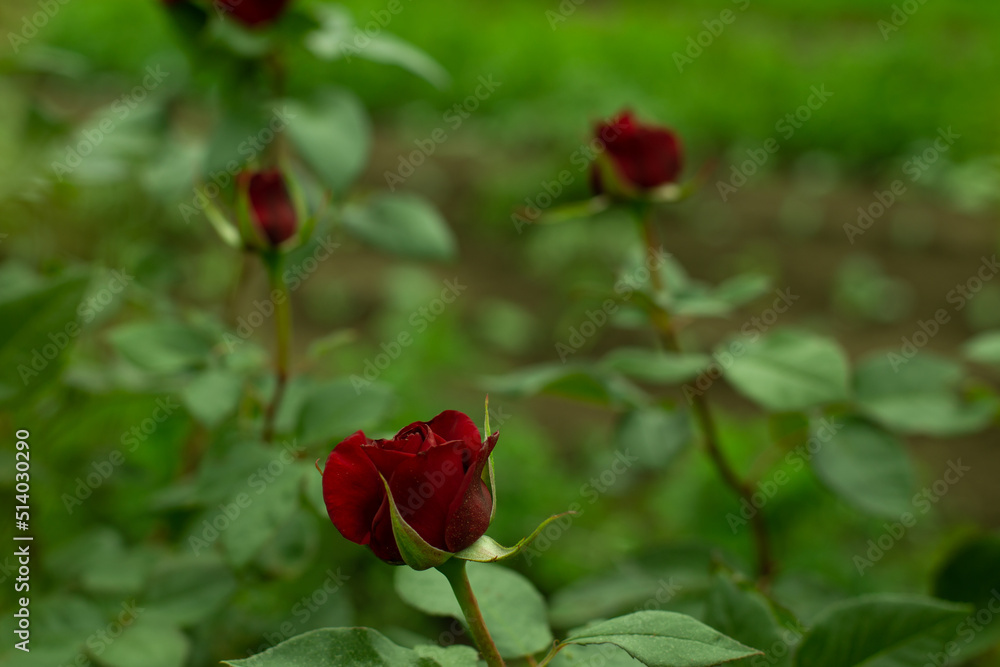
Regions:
[[964, 331, 1000, 366], [601, 348, 710, 385], [561, 610, 761, 666], [721, 330, 850, 412], [97, 613, 190, 667], [412, 644, 482, 666], [217, 462, 305, 568], [143, 553, 237, 626], [222, 627, 445, 666], [0, 272, 89, 403], [704, 574, 791, 667], [395, 562, 554, 658], [305, 6, 449, 88], [794, 595, 970, 667], [809, 418, 915, 518], [549, 644, 645, 666], [108, 321, 215, 375], [483, 363, 646, 408], [341, 193, 456, 262], [180, 368, 244, 428], [854, 353, 994, 436], [284, 88, 370, 194], [614, 406, 692, 471], [296, 378, 394, 446]]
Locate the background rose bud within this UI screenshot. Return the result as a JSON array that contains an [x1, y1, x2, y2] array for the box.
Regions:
[[239, 169, 298, 247], [322, 411, 495, 564], [214, 0, 291, 28], [590, 110, 683, 196]]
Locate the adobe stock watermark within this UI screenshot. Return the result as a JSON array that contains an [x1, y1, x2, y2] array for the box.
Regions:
[[50, 66, 170, 181], [853, 459, 970, 575], [18, 269, 134, 387], [923, 590, 1000, 667], [384, 75, 502, 191], [727, 417, 842, 533], [222, 236, 340, 351], [55, 600, 144, 667], [555, 246, 671, 362], [511, 121, 626, 234], [179, 106, 297, 222], [844, 127, 959, 243], [327, 0, 413, 61], [878, 0, 932, 40], [673, 0, 752, 73], [522, 449, 639, 566], [242, 568, 351, 660], [716, 85, 833, 202], [545, 0, 587, 29], [350, 277, 468, 393], [7, 0, 72, 54], [746, 621, 808, 667], [61, 396, 180, 514], [682, 288, 799, 402], [188, 439, 304, 556], [886, 254, 1000, 371]]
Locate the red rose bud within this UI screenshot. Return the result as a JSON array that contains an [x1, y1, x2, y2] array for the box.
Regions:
[[590, 110, 683, 197], [214, 0, 291, 27], [322, 411, 496, 565], [239, 169, 298, 247]]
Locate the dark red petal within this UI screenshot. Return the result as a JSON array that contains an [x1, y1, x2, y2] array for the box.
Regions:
[[426, 411, 481, 454], [215, 0, 291, 27], [386, 442, 472, 551], [322, 432, 384, 546], [247, 170, 297, 246], [370, 498, 404, 564], [392, 421, 440, 453], [362, 443, 414, 481], [444, 432, 497, 552]]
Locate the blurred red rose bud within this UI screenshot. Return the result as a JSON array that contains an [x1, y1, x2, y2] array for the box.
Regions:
[[238, 169, 298, 247], [590, 110, 683, 197], [214, 0, 291, 27], [322, 411, 496, 564]]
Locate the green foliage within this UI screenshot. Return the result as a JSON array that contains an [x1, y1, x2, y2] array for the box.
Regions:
[[395, 563, 553, 658]]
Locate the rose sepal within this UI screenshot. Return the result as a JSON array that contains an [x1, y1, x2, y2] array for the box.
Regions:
[[482, 397, 497, 525], [593, 150, 642, 201], [452, 511, 577, 563], [534, 196, 611, 225], [377, 474, 453, 571], [200, 189, 243, 249], [235, 172, 271, 251]]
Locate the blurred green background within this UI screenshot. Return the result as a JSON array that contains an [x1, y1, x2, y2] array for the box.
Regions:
[[1, 0, 999, 665]]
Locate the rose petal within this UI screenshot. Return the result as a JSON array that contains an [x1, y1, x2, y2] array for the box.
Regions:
[[322, 432, 385, 546], [444, 433, 496, 552], [427, 410, 481, 454], [370, 498, 404, 564], [247, 170, 297, 245], [391, 421, 440, 453], [386, 441, 473, 551]]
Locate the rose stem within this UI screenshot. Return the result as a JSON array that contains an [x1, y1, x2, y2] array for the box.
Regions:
[[640, 212, 775, 588], [262, 251, 291, 444], [437, 559, 505, 667]]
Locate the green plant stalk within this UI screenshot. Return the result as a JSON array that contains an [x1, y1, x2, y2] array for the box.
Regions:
[[640, 213, 775, 587], [262, 251, 291, 443], [437, 559, 505, 667]]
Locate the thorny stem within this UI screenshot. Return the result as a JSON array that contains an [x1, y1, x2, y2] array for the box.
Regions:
[[640, 212, 775, 588], [437, 559, 505, 667], [262, 252, 291, 443]]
